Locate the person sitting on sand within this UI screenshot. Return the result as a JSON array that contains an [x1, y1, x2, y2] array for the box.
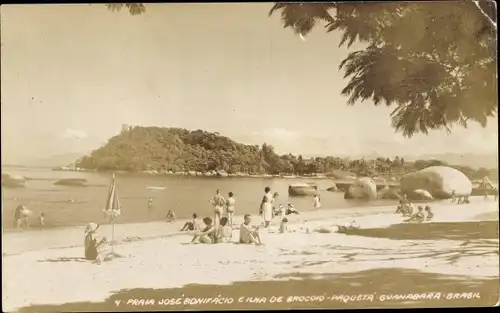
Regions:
[[337, 220, 360, 233], [166, 210, 176, 222], [457, 196, 463, 204], [403, 201, 414, 217], [424, 205, 434, 221], [190, 217, 215, 244], [279, 204, 287, 217], [181, 213, 200, 231], [395, 200, 404, 214], [279, 217, 289, 234], [405, 206, 425, 223], [401, 194, 409, 205], [239, 214, 263, 245], [463, 196, 470, 204], [286, 203, 299, 215], [84, 222, 107, 264], [216, 217, 233, 243]]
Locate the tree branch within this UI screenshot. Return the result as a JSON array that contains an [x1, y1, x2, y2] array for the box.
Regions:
[[473, 0, 497, 30]]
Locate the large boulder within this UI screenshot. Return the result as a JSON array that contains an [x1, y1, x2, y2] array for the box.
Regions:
[[400, 166, 472, 199], [377, 186, 401, 200], [344, 177, 378, 200], [1, 174, 26, 188], [288, 183, 318, 196], [409, 189, 434, 200], [326, 183, 339, 192]]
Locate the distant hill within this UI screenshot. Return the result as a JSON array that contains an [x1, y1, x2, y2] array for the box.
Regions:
[[75, 126, 496, 180], [408, 153, 498, 169], [24, 153, 83, 168]]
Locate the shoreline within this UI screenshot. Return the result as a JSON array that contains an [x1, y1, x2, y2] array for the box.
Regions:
[[2, 198, 498, 311], [2, 197, 498, 256]]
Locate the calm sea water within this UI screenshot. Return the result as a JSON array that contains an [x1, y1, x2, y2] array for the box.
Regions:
[[1, 167, 398, 230]]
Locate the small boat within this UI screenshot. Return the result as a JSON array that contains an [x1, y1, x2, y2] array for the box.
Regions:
[[54, 178, 88, 186], [288, 183, 318, 196], [146, 186, 165, 191]]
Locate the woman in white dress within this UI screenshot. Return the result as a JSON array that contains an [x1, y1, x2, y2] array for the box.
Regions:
[[261, 187, 274, 228], [313, 194, 321, 209]]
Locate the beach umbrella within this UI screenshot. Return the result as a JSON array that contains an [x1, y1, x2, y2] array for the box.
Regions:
[[103, 173, 121, 259]]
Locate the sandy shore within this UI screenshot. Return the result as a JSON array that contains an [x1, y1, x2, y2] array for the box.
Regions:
[[2, 197, 499, 311]]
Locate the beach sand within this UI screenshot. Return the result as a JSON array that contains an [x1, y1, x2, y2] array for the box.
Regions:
[[2, 197, 499, 311]]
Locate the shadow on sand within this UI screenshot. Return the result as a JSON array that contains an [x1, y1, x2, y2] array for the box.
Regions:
[[37, 252, 126, 264], [18, 268, 499, 312], [344, 221, 499, 241]]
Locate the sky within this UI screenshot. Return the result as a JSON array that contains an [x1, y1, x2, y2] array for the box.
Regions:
[[1, 3, 498, 164]]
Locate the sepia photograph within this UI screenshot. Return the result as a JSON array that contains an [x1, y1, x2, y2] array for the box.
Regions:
[[1, 1, 498, 312]]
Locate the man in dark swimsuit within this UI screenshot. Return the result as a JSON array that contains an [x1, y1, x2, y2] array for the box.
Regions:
[[14, 205, 23, 229]]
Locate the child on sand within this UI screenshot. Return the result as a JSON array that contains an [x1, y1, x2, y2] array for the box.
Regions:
[[279, 204, 286, 217], [166, 210, 176, 222], [279, 217, 289, 234], [286, 203, 299, 215], [190, 217, 215, 244]]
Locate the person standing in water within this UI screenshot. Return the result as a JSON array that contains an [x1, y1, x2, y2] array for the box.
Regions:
[[313, 193, 321, 209], [13, 204, 23, 229], [210, 189, 226, 238], [226, 192, 236, 227], [38, 213, 45, 230], [148, 197, 153, 211]]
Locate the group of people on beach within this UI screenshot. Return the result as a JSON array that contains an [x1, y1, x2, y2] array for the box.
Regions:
[[178, 187, 320, 245], [451, 190, 471, 205], [395, 194, 434, 223], [12, 204, 44, 229]]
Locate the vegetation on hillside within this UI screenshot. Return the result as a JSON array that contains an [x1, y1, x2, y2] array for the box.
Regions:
[[106, 2, 497, 138], [76, 126, 497, 181]]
